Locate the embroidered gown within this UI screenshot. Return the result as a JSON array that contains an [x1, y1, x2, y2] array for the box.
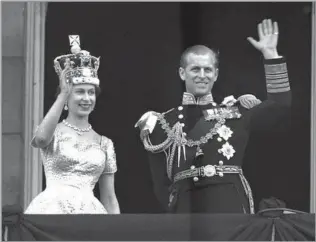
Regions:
[[140, 57, 291, 213], [24, 125, 117, 214]]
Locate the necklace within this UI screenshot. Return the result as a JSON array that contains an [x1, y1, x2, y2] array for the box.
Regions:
[[62, 119, 92, 136]]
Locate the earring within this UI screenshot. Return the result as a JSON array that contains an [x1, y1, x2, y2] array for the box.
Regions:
[[64, 103, 68, 111]]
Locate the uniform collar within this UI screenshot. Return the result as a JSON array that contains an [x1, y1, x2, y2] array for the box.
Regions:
[[182, 92, 215, 105]]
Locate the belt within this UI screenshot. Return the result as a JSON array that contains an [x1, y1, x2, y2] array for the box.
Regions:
[[173, 164, 241, 183], [172, 164, 255, 214]]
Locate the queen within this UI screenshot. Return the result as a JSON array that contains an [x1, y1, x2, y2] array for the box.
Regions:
[[24, 36, 120, 214]]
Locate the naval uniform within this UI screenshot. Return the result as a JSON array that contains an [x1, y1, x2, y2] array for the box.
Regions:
[[137, 57, 291, 213]]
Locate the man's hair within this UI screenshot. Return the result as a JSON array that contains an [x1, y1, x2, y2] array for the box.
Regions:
[[180, 45, 219, 69]]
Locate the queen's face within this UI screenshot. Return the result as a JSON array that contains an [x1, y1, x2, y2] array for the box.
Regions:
[[67, 84, 96, 117]]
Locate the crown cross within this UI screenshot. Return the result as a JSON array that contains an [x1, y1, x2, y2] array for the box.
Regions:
[[69, 35, 80, 47]]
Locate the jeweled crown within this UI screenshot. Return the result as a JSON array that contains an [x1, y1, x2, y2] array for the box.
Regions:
[[53, 35, 100, 86]]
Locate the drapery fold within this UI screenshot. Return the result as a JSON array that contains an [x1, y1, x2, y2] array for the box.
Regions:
[[2, 205, 314, 241]]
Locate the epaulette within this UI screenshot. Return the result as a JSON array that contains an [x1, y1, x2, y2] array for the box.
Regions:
[[135, 111, 160, 134], [237, 94, 262, 109], [135, 108, 176, 134]]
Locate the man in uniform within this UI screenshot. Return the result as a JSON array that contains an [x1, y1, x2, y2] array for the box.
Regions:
[[135, 19, 291, 213]]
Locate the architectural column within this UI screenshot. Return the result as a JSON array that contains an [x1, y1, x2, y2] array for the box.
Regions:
[[311, 2, 316, 213], [23, 2, 47, 209]]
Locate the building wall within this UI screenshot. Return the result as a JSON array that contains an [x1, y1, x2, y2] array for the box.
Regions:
[[2, 2, 26, 207]]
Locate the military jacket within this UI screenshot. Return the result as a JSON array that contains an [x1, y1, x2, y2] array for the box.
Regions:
[[137, 57, 291, 213]]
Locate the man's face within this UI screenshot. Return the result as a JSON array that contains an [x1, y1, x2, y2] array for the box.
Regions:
[[179, 52, 219, 97]]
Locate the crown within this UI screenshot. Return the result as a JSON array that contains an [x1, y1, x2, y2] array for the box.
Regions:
[[53, 35, 100, 86]]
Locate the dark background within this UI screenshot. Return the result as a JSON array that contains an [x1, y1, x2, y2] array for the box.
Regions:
[[44, 2, 312, 213]]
